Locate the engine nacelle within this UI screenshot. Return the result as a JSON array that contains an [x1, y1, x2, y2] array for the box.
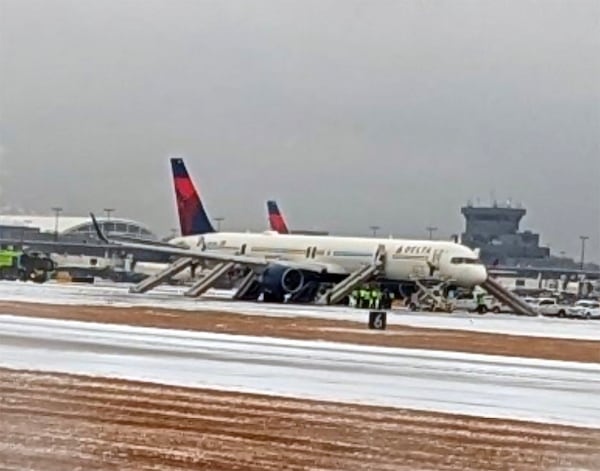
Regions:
[[260, 264, 307, 300]]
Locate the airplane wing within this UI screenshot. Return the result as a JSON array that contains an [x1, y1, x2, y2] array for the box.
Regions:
[[89, 214, 347, 274], [90, 214, 268, 267]]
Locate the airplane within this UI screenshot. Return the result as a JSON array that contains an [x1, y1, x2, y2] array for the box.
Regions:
[[267, 200, 329, 236], [91, 158, 488, 303]]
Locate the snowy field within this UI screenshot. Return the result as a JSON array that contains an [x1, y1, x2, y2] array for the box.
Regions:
[[1, 280, 599, 341], [1, 314, 599, 428]]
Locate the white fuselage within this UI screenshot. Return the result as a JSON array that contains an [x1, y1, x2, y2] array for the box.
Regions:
[[170, 232, 487, 287]]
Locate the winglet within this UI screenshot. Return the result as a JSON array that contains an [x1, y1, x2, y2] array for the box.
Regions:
[[90, 213, 109, 243]]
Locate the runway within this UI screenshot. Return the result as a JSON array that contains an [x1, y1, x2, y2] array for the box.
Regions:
[[1, 314, 599, 428], [1, 280, 600, 340]]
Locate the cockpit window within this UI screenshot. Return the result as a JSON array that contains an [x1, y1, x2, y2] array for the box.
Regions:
[[451, 257, 479, 265]]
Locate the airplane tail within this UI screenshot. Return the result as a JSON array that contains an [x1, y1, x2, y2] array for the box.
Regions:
[[170, 158, 215, 236], [267, 200, 289, 234]]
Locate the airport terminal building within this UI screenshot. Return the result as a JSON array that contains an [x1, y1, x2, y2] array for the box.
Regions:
[[0, 214, 169, 264], [0, 215, 158, 242]]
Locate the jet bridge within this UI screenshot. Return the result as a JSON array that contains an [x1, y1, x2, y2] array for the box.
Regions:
[[129, 257, 197, 294], [481, 277, 537, 316], [316, 244, 386, 305]]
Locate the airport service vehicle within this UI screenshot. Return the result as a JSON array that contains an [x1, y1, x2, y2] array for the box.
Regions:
[[0, 249, 55, 282], [527, 297, 569, 317], [568, 300, 600, 320], [452, 291, 506, 313]]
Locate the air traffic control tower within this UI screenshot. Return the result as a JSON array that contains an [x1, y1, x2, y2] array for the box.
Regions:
[[461, 203, 550, 265]]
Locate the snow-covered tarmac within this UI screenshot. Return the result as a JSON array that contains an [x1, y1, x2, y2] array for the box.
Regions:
[[1, 280, 599, 341], [1, 314, 599, 428]]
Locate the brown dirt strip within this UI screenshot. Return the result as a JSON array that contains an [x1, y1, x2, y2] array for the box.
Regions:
[[1, 369, 599, 471], [1, 301, 599, 363]]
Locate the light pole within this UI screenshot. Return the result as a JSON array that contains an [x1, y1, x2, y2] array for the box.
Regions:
[[369, 225, 380, 237], [426, 226, 438, 240], [214, 217, 225, 232], [104, 208, 115, 221], [51, 207, 63, 241], [579, 235, 589, 270]]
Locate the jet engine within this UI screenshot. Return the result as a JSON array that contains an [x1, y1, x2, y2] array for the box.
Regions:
[[260, 264, 311, 302]]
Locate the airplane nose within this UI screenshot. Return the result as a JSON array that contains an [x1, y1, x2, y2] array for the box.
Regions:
[[457, 264, 488, 287], [473, 264, 488, 285]]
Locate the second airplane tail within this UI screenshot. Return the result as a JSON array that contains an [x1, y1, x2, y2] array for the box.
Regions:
[[267, 200, 289, 234], [170, 158, 215, 236]]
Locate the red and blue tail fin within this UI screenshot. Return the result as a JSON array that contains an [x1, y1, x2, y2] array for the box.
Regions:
[[170, 158, 215, 236], [267, 200, 289, 234]]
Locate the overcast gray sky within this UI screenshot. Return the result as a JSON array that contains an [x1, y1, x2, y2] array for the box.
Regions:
[[1, 0, 599, 260]]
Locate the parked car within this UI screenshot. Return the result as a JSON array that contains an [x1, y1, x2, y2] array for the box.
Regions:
[[567, 300, 600, 320], [527, 297, 569, 317]]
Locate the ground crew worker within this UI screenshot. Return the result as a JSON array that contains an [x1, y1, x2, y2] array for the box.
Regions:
[[359, 286, 369, 309], [375, 287, 382, 309], [350, 288, 359, 308], [370, 286, 381, 309], [366, 288, 371, 309], [476, 292, 486, 313], [381, 289, 390, 310], [409, 291, 419, 311]]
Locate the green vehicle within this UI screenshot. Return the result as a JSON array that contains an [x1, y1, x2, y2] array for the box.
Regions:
[[0, 248, 55, 283]]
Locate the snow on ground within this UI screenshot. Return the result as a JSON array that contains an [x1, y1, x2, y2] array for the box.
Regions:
[[1, 280, 600, 341], [1, 314, 599, 428]]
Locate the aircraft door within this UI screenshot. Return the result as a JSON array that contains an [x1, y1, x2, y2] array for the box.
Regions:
[[305, 246, 317, 259], [427, 249, 444, 278]]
